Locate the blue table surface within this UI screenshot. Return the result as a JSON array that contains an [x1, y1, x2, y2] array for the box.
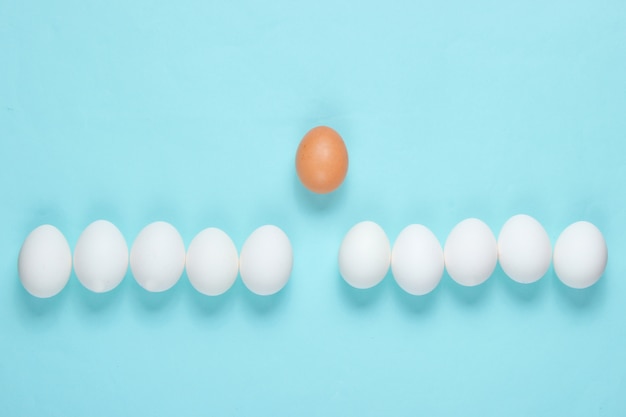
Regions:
[[1, 1, 625, 415]]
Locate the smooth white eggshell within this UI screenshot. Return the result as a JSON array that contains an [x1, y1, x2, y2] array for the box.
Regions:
[[18, 224, 72, 298], [498, 214, 552, 284], [186, 227, 238, 296], [239, 225, 293, 296], [391, 224, 444, 295], [130, 221, 186, 292], [553, 221, 607, 289], [339, 221, 391, 289], [74, 220, 129, 293], [444, 218, 497, 287]]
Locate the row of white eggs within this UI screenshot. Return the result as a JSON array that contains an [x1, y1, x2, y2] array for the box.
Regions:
[[18, 221, 293, 298], [340, 215, 608, 294], [18, 215, 608, 299]]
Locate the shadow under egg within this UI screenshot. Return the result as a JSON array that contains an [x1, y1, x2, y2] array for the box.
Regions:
[[292, 173, 348, 215], [75, 272, 126, 313], [185, 274, 238, 317], [128, 273, 183, 312], [442, 269, 495, 306], [337, 270, 387, 309], [240, 277, 291, 316], [390, 276, 441, 315], [496, 264, 548, 305], [553, 269, 607, 311], [14, 270, 68, 321]]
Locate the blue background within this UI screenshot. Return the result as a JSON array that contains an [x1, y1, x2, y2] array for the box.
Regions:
[[1, 0, 625, 415]]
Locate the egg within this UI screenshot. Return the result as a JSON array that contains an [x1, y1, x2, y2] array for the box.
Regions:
[[130, 221, 186, 292], [186, 227, 238, 296], [391, 224, 444, 295], [239, 225, 293, 296], [444, 218, 497, 286], [295, 126, 348, 194], [73, 220, 128, 293], [497, 214, 552, 284], [18, 224, 72, 298], [339, 221, 390, 289], [553, 221, 608, 289]]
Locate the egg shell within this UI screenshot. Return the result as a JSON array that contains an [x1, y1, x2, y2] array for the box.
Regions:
[[444, 218, 497, 287], [130, 221, 186, 292], [74, 220, 129, 293], [391, 224, 444, 295], [186, 227, 238, 296], [339, 221, 391, 289], [553, 221, 607, 289], [295, 126, 348, 194], [239, 225, 293, 296], [498, 214, 552, 284], [18, 224, 72, 298]]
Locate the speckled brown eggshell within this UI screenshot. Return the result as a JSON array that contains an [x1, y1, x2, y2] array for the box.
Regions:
[[295, 126, 349, 194]]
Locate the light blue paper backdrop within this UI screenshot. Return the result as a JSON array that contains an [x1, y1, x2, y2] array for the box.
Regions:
[[1, 0, 625, 415]]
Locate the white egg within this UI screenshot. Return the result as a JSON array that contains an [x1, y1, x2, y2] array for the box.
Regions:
[[444, 218, 497, 286], [18, 224, 72, 298], [339, 221, 390, 289], [186, 227, 238, 296], [239, 225, 293, 296], [391, 224, 444, 295], [498, 214, 551, 284], [73, 220, 128, 293], [130, 221, 186, 292], [553, 221, 608, 289]]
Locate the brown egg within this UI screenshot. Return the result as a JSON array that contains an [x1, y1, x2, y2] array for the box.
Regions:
[[296, 126, 349, 194]]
